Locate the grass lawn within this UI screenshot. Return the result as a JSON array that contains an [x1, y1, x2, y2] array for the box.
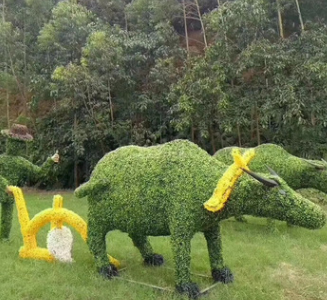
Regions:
[[0, 188, 327, 300]]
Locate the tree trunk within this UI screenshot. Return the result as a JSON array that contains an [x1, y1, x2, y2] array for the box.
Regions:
[[182, 0, 190, 56], [23, 13, 27, 116], [108, 79, 114, 127], [73, 113, 78, 188], [6, 90, 10, 128], [209, 124, 216, 153], [191, 124, 195, 142], [217, 124, 224, 148], [194, 0, 208, 49], [255, 106, 261, 145], [1, 0, 4, 22], [124, 10, 128, 32], [220, 1, 229, 60], [237, 123, 242, 147], [294, 0, 304, 32], [276, 0, 284, 39], [251, 106, 254, 142], [2, 0, 10, 128]]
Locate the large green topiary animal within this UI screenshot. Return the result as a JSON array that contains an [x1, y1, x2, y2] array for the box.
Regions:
[[214, 144, 327, 223], [75, 140, 326, 298], [0, 124, 59, 240]]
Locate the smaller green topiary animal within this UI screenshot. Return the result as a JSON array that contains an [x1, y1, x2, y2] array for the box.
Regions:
[[0, 124, 59, 240], [214, 144, 327, 223], [75, 140, 326, 299]]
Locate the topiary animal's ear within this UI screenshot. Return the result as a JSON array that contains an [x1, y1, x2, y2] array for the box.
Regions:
[[242, 168, 279, 188], [302, 159, 326, 170], [265, 165, 279, 177]]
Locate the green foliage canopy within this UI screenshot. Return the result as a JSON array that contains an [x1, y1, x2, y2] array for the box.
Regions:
[[2, 0, 327, 186]]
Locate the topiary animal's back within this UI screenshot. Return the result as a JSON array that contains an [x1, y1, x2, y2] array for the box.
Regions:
[[214, 144, 287, 166], [76, 140, 226, 200]]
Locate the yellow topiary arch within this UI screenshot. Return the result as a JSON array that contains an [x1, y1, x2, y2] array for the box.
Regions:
[[7, 186, 120, 267]]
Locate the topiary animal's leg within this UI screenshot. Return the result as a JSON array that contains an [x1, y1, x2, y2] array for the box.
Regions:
[[0, 200, 14, 241], [204, 226, 234, 284], [171, 231, 200, 299], [88, 222, 118, 279], [129, 234, 164, 266]]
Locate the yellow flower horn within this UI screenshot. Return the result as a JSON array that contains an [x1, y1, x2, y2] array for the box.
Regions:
[[204, 148, 256, 212]]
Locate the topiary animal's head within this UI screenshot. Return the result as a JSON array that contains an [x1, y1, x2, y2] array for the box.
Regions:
[[230, 170, 326, 229]]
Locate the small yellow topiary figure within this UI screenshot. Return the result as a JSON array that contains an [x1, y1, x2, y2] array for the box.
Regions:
[[7, 186, 120, 268]]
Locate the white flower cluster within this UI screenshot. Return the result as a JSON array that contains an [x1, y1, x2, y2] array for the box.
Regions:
[[47, 226, 74, 263]]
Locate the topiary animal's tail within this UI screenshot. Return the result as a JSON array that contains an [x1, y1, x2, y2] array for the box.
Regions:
[[74, 182, 91, 198], [74, 180, 111, 198]]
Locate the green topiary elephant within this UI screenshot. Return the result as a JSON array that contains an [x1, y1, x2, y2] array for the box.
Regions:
[[74, 140, 326, 299], [0, 124, 59, 240], [214, 143, 327, 223]]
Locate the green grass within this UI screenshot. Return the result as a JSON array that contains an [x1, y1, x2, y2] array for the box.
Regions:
[[0, 188, 327, 300]]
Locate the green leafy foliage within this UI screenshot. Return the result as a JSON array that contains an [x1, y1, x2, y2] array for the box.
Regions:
[[2, 0, 327, 187], [170, 0, 327, 155], [38, 1, 96, 66], [74, 140, 325, 298], [41, 19, 185, 187]]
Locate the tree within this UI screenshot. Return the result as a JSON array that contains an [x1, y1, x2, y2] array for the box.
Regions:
[[38, 1, 96, 67]]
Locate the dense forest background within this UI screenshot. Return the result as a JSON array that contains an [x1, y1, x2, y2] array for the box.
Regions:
[[1, 0, 327, 188]]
